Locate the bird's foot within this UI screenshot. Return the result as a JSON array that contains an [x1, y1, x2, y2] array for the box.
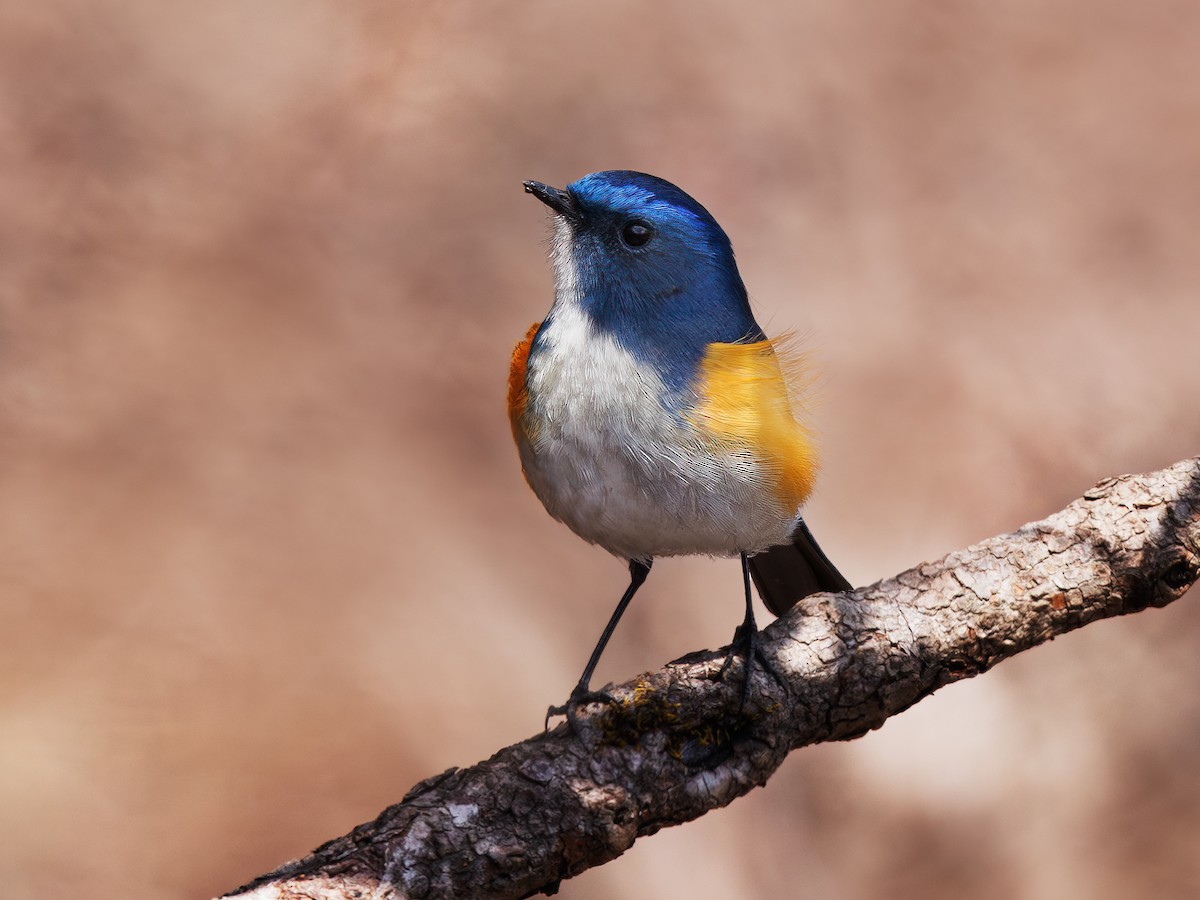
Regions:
[[717, 623, 788, 715], [545, 682, 618, 733]]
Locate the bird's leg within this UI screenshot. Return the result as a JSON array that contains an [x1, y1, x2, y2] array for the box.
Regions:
[[547, 558, 652, 732], [719, 552, 788, 714]]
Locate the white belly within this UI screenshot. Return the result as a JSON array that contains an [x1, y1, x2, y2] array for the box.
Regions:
[[517, 304, 798, 560]]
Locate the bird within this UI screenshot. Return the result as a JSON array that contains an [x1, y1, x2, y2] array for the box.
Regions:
[[508, 170, 850, 728]]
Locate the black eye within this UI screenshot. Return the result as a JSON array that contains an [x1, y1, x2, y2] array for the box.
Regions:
[[620, 220, 654, 248]]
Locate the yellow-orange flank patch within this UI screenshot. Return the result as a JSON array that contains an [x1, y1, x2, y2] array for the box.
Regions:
[[689, 337, 818, 511]]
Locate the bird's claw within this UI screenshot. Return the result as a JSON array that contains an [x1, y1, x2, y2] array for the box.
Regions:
[[545, 685, 618, 733], [718, 623, 788, 715]]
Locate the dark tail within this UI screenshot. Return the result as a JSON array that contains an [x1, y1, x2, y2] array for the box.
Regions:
[[748, 518, 852, 617]]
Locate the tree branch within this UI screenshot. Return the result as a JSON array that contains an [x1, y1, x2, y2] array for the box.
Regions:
[[223, 457, 1200, 900]]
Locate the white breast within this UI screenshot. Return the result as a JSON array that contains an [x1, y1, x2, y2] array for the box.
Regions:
[[517, 280, 799, 561]]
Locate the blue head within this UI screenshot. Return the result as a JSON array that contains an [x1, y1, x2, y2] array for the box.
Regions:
[[524, 171, 765, 392]]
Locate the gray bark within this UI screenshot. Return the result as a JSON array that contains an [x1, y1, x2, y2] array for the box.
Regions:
[[223, 457, 1200, 900]]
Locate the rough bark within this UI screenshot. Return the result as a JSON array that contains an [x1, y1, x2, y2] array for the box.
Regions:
[[224, 457, 1200, 900]]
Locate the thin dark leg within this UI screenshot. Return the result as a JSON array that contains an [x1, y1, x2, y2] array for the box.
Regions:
[[720, 552, 787, 714], [576, 558, 651, 692], [547, 558, 652, 731]]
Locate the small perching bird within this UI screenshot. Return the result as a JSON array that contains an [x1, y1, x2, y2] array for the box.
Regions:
[[509, 171, 850, 727]]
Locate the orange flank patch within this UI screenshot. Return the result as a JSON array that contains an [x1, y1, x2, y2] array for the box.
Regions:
[[507, 322, 541, 441], [689, 337, 819, 510]]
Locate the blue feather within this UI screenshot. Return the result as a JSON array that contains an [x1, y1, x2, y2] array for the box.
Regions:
[[556, 171, 765, 392]]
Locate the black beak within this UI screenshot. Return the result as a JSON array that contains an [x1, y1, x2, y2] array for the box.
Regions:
[[524, 180, 580, 221]]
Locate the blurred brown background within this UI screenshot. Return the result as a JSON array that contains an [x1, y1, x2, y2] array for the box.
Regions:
[[3, 2, 1200, 898]]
